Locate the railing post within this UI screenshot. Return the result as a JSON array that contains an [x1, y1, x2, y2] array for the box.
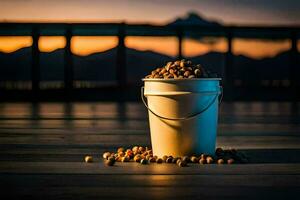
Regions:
[[177, 28, 183, 60], [64, 25, 73, 93], [224, 28, 233, 100], [289, 30, 298, 100], [31, 25, 40, 96], [116, 23, 126, 88]]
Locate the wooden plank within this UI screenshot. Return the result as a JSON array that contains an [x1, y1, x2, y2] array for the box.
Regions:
[[1, 162, 300, 175], [2, 174, 299, 187], [0, 128, 299, 137], [0, 102, 299, 117], [1, 149, 300, 164], [0, 135, 299, 149], [1, 115, 299, 125], [0, 121, 299, 133], [2, 185, 299, 199]]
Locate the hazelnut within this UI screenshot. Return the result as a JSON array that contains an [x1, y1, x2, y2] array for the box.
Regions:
[[227, 158, 235, 164], [105, 159, 115, 166], [194, 69, 201, 77], [172, 157, 180, 164], [206, 156, 214, 164], [107, 156, 115, 162], [102, 152, 111, 159], [84, 156, 93, 163], [215, 148, 224, 156], [190, 156, 199, 163], [180, 60, 185, 68], [160, 68, 167, 74], [118, 151, 125, 157], [121, 156, 130, 162], [156, 158, 163, 164], [199, 158, 206, 164], [200, 154, 206, 159], [162, 155, 168, 162], [132, 146, 139, 152], [149, 157, 157, 162], [134, 155, 141, 162], [177, 160, 188, 167], [183, 71, 191, 77], [182, 156, 190, 163], [140, 159, 148, 165], [174, 61, 181, 66], [166, 157, 173, 163], [217, 159, 224, 164]]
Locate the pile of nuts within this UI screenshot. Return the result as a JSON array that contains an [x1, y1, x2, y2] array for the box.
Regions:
[[84, 146, 248, 167], [144, 60, 215, 79]]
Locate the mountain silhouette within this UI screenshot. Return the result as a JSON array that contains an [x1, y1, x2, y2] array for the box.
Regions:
[[0, 47, 297, 87], [167, 12, 221, 27], [0, 47, 31, 81]]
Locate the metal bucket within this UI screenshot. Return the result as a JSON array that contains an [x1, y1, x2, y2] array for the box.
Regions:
[[142, 78, 222, 157]]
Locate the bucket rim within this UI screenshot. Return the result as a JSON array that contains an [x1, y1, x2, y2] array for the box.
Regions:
[[142, 78, 222, 82]]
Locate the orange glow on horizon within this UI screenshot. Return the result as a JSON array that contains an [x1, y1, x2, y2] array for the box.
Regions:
[[125, 36, 178, 57], [0, 36, 32, 53], [183, 37, 227, 57], [71, 36, 118, 56], [0, 36, 298, 60], [39, 36, 66, 52], [233, 39, 291, 59]]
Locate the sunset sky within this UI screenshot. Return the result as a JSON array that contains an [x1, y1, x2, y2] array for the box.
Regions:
[[0, 0, 299, 58]]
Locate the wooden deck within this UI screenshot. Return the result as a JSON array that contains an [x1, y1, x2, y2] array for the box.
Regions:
[[0, 102, 300, 199]]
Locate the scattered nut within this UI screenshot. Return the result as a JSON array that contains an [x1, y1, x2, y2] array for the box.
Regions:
[[140, 159, 148, 165], [184, 71, 191, 77], [190, 156, 199, 163], [166, 157, 173, 163], [134, 155, 142, 163], [149, 157, 157, 162], [206, 156, 214, 164], [200, 154, 206, 159], [215, 148, 224, 156], [162, 155, 168, 162], [172, 157, 180, 164], [102, 152, 111, 159], [132, 146, 139, 153], [121, 156, 130, 162], [177, 160, 188, 167], [217, 158, 224, 164], [108, 156, 115, 162], [227, 158, 235, 164], [182, 156, 190, 163], [97, 147, 244, 167], [199, 158, 206, 164], [105, 159, 115, 166], [194, 69, 201, 77], [84, 156, 93, 163]]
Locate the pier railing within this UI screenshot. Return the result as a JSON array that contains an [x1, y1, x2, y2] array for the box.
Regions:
[[0, 23, 299, 100]]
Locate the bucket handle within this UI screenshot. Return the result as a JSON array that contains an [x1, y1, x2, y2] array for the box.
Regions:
[[141, 86, 223, 121]]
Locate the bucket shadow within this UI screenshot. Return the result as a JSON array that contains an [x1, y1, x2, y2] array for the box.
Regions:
[[239, 149, 300, 164]]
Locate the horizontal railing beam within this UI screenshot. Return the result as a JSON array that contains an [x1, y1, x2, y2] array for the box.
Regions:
[[0, 23, 299, 38]]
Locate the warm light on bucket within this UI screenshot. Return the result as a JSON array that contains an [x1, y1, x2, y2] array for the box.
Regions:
[[142, 78, 222, 157]]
